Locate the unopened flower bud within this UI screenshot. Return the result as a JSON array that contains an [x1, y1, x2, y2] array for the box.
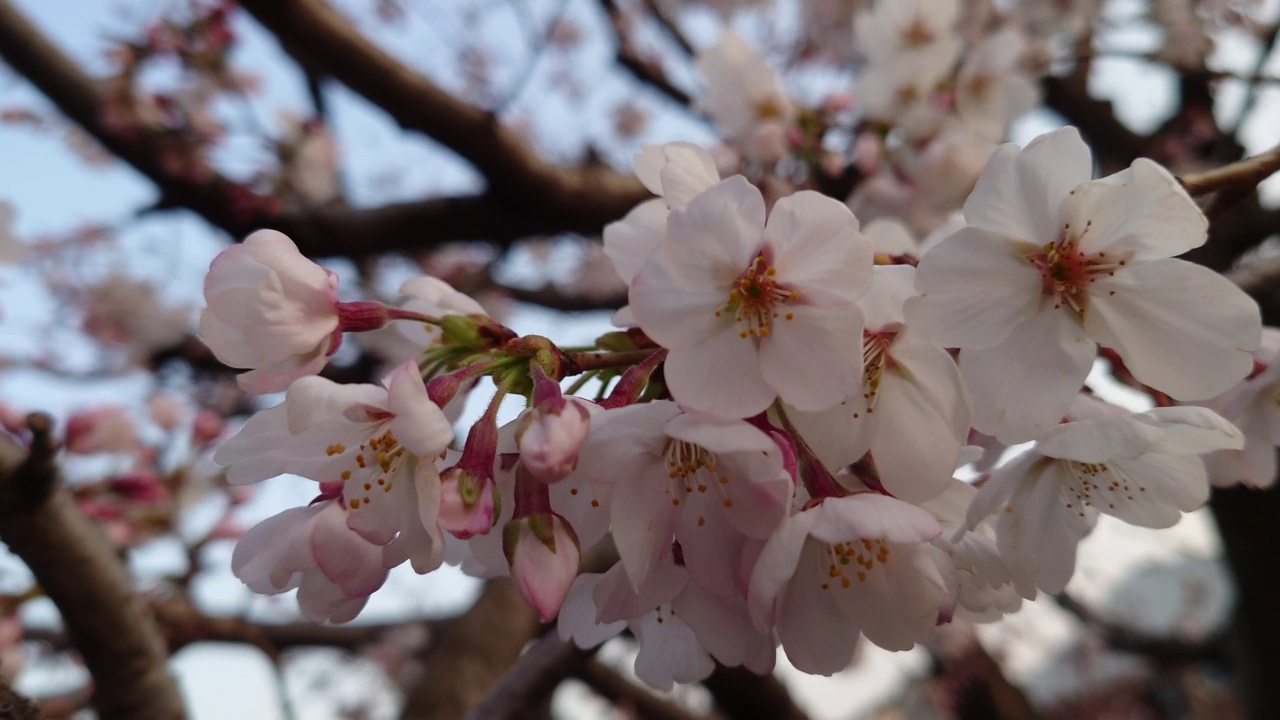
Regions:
[[503, 513, 580, 622], [438, 466, 500, 539], [516, 399, 592, 483]]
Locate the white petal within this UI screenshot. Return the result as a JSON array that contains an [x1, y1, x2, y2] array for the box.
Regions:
[[960, 308, 1096, 443], [1085, 259, 1261, 400], [1084, 454, 1210, 528], [963, 127, 1092, 244], [628, 253, 728, 350], [910, 227, 1042, 349], [603, 199, 667, 284], [611, 471, 678, 591], [995, 460, 1096, 597], [664, 325, 777, 419], [662, 176, 765, 290], [861, 265, 917, 330], [1061, 159, 1206, 261], [775, 542, 862, 675], [759, 304, 864, 412], [765, 191, 873, 306], [384, 361, 454, 457]]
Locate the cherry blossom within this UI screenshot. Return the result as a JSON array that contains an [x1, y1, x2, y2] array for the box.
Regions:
[[630, 179, 874, 418], [1199, 327, 1280, 488], [214, 361, 454, 572], [695, 31, 794, 164], [748, 493, 951, 674], [912, 126, 1261, 442], [962, 403, 1244, 597], [788, 265, 970, 503], [954, 28, 1039, 141], [232, 498, 388, 624], [572, 400, 792, 595]]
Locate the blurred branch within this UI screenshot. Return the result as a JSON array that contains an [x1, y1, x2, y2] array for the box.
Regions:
[[639, 0, 694, 56], [1181, 142, 1280, 219], [399, 579, 542, 719], [0, 415, 185, 720], [463, 633, 589, 720], [238, 0, 647, 220], [0, 0, 642, 257], [1054, 593, 1229, 665], [598, 0, 695, 107], [702, 665, 809, 720], [577, 659, 704, 720]]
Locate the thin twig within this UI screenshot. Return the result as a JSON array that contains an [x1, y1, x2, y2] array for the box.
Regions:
[[1180, 142, 1280, 219]]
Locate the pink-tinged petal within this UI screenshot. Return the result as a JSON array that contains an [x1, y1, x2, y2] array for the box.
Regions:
[[864, 219, 917, 256], [1072, 453, 1209, 528], [963, 127, 1092, 243], [808, 494, 942, 546], [693, 455, 790, 540], [610, 471, 678, 591], [662, 176, 765, 290], [1061, 159, 1206, 260], [231, 505, 319, 593], [871, 332, 969, 503], [959, 308, 1095, 443], [995, 460, 1096, 597], [385, 361, 454, 457], [788, 395, 876, 472], [765, 192, 873, 306], [1205, 431, 1278, 489], [1086, 260, 1260, 400], [634, 143, 719, 207], [558, 574, 627, 648], [747, 512, 816, 629], [678, 492, 747, 597], [828, 543, 950, 651], [629, 254, 731, 351], [236, 349, 333, 395], [296, 573, 369, 624], [664, 325, 777, 418], [775, 540, 862, 675], [962, 453, 1035, 534], [285, 376, 386, 434], [670, 585, 758, 668], [572, 403, 677, 485], [603, 199, 667, 284], [759, 304, 864, 412], [509, 516, 581, 622], [632, 608, 716, 689], [1035, 414, 1164, 462], [910, 227, 1042, 349], [311, 502, 388, 596]]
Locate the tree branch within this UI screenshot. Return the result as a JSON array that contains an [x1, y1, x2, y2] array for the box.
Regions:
[[0, 415, 185, 720], [237, 0, 647, 219], [0, 0, 644, 258], [577, 659, 704, 720], [463, 633, 589, 720], [597, 0, 695, 107]]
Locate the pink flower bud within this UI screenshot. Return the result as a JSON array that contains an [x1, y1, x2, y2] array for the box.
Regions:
[[192, 409, 225, 446], [111, 473, 168, 503], [503, 513, 580, 622], [438, 467, 500, 539], [515, 398, 591, 483]]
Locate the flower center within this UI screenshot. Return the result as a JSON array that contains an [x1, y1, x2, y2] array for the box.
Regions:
[[753, 97, 786, 122], [662, 439, 733, 511], [716, 251, 797, 339], [855, 329, 899, 418], [325, 427, 406, 510], [1026, 234, 1126, 314], [903, 17, 934, 46], [1062, 460, 1146, 516], [818, 538, 891, 590]]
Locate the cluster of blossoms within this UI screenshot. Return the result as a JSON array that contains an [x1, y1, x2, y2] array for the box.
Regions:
[[197, 0, 1271, 688], [205, 123, 1267, 685]]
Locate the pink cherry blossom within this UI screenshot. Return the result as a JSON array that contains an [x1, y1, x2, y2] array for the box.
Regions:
[[232, 498, 388, 623], [748, 493, 951, 674], [214, 361, 454, 573], [630, 178, 874, 418]]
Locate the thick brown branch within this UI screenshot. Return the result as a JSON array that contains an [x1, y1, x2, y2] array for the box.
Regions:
[[0, 417, 185, 720], [0, 0, 642, 257], [702, 665, 809, 720], [577, 659, 704, 720], [237, 0, 647, 220]]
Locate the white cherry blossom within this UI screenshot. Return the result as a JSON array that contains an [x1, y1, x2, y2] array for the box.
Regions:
[[955, 28, 1040, 141], [695, 31, 794, 163], [912, 126, 1261, 442], [962, 403, 1244, 597], [1199, 327, 1280, 488], [630, 178, 873, 418]]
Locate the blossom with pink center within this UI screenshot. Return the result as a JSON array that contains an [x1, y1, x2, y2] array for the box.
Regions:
[[214, 361, 454, 573], [911, 126, 1261, 442], [788, 266, 970, 503], [572, 401, 792, 596], [748, 493, 951, 674], [233, 498, 389, 623], [559, 553, 775, 689], [630, 178, 874, 418], [961, 403, 1243, 597]]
